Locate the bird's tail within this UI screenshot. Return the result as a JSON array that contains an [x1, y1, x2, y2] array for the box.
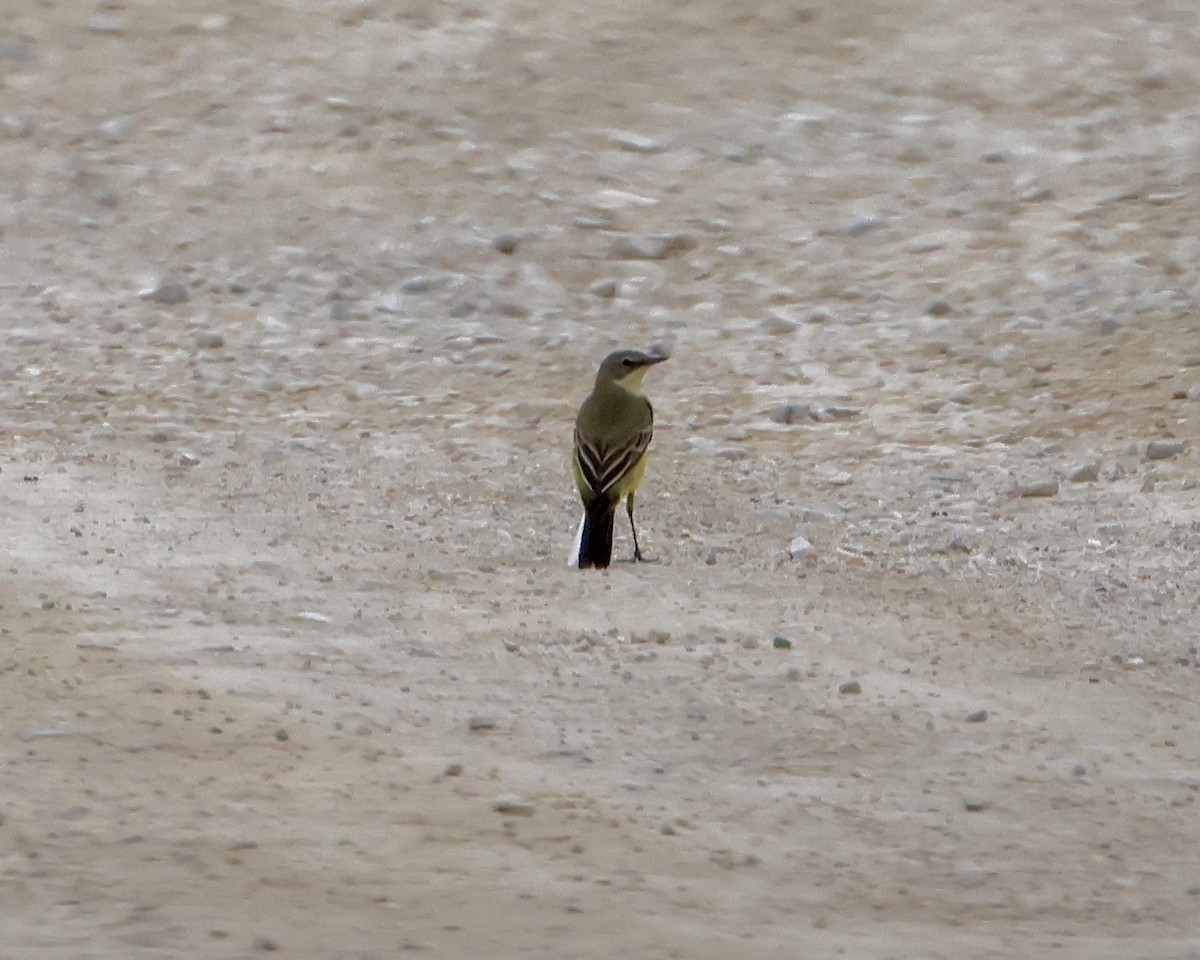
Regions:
[[570, 498, 616, 569]]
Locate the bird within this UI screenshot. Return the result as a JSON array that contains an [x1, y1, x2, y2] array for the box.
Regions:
[[570, 348, 668, 569]]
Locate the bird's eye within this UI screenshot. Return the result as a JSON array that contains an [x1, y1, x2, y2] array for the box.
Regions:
[[622, 358, 635, 366]]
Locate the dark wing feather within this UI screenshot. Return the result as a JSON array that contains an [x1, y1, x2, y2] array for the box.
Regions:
[[574, 423, 653, 497]]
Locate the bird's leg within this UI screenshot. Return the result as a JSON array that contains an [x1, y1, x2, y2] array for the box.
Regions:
[[627, 493, 644, 562]]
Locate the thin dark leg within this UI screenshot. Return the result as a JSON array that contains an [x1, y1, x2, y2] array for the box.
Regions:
[[627, 492, 644, 562]]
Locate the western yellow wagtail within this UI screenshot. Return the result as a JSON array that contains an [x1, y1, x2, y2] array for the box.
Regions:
[[570, 348, 667, 569]]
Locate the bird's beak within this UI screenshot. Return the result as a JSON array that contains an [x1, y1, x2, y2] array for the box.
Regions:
[[645, 351, 669, 365]]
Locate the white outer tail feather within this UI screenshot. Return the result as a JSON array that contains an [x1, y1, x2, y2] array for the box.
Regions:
[[568, 512, 586, 568]]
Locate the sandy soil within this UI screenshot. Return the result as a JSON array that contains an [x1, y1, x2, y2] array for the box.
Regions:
[[3, 1, 1200, 957]]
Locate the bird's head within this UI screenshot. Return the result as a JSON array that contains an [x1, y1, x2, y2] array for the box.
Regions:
[[595, 348, 669, 393]]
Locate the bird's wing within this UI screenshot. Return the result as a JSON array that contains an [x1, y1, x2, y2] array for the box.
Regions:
[[574, 423, 653, 497]]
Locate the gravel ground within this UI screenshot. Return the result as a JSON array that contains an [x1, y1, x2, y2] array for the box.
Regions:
[[2, 2, 1199, 958]]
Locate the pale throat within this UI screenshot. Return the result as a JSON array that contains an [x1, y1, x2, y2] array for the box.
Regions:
[[615, 366, 652, 394]]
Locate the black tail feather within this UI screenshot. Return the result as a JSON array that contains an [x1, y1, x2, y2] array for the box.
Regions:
[[577, 498, 616, 569]]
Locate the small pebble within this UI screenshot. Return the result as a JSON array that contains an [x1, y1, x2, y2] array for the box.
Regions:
[[141, 281, 190, 305], [962, 799, 990, 812], [0, 41, 30, 61], [965, 710, 988, 723], [907, 230, 965, 254], [492, 232, 522, 254], [1138, 68, 1169, 89], [772, 636, 792, 650], [838, 680, 862, 695], [607, 233, 695, 260], [273, 729, 289, 742], [685, 437, 746, 459], [493, 794, 535, 816], [331, 301, 362, 322], [401, 275, 433, 293], [813, 405, 858, 421], [1146, 439, 1186, 460], [1, 114, 31, 138], [1020, 186, 1054, 202], [847, 216, 882, 236], [606, 130, 663, 153], [723, 143, 763, 163], [1017, 478, 1059, 498], [99, 116, 135, 143], [338, 1, 378, 26], [983, 345, 1019, 366], [443, 763, 463, 777], [788, 536, 816, 561], [468, 715, 497, 731], [768, 403, 812, 424], [253, 936, 279, 952], [759, 313, 798, 335], [1064, 461, 1099, 483], [87, 13, 126, 33], [195, 331, 225, 349], [589, 278, 619, 298]]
